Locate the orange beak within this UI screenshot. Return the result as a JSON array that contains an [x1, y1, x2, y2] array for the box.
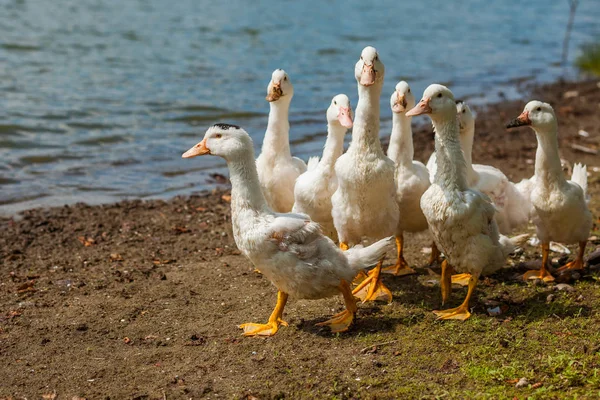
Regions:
[[182, 138, 210, 158], [506, 110, 531, 129], [338, 107, 353, 128], [392, 92, 407, 113], [266, 82, 283, 102], [360, 63, 376, 86], [406, 97, 432, 117]]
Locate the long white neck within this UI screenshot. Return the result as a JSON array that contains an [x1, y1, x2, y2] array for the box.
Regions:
[[431, 114, 469, 192], [388, 112, 413, 166], [349, 83, 384, 156], [319, 122, 347, 169], [262, 99, 292, 157], [227, 150, 269, 212], [533, 122, 566, 188], [459, 123, 478, 184]]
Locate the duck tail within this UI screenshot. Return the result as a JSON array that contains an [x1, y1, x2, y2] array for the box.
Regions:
[[571, 163, 588, 199], [345, 236, 396, 272], [499, 233, 529, 258]]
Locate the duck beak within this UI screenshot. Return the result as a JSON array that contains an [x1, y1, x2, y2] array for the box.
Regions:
[[360, 63, 376, 86], [338, 107, 353, 128], [182, 138, 210, 158], [406, 97, 431, 117], [506, 110, 531, 129], [266, 81, 283, 102], [392, 92, 407, 113]]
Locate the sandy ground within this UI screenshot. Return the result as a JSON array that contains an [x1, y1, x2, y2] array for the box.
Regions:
[[1, 79, 600, 399]]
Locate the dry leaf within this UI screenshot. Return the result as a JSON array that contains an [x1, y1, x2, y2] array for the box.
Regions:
[[221, 194, 231, 203], [531, 382, 543, 389], [123, 337, 131, 344], [195, 206, 207, 212], [172, 226, 189, 234], [110, 253, 124, 261], [42, 392, 57, 400], [16, 281, 35, 294], [77, 236, 95, 247]]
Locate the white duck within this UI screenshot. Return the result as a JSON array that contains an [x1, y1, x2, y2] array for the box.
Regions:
[[256, 69, 307, 212], [407, 84, 525, 320], [426, 101, 530, 234], [292, 94, 354, 240], [382, 81, 439, 275], [182, 123, 395, 336], [506, 101, 592, 282], [331, 46, 399, 303]]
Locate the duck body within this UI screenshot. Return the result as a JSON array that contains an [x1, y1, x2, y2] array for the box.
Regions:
[[256, 69, 307, 212], [507, 101, 591, 281], [331, 46, 397, 302], [183, 123, 394, 335], [408, 84, 521, 320], [333, 148, 399, 242], [421, 127, 510, 277], [292, 94, 354, 240]]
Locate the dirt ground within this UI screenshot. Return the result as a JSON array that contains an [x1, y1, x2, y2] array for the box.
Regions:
[[1, 79, 600, 399]]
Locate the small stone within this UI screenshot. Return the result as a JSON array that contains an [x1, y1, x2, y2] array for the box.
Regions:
[[587, 248, 600, 267], [515, 377, 529, 388], [546, 294, 555, 303], [576, 294, 584, 302], [555, 283, 575, 293]]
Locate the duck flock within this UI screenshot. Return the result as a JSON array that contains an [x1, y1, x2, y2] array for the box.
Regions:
[[182, 46, 593, 336]]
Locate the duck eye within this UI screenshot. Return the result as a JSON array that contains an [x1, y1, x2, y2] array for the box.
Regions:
[[215, 134, 222, 139], [334, 100, 337, 105], [408, 88, 411, 93], [284, 76, 288, 81], [536, 107, 541, 111], [462, 109, 466, 113], [437, 93, 442, 98]]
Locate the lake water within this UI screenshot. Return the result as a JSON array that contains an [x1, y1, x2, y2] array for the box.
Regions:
[[1, 0, 599, 214]]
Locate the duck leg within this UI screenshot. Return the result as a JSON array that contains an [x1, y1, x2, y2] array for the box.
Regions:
[[239, 291, 288, 336], [523, 242, 555, 282], [316, 279, 358, 333], [382, 234, 416, 276], [428, 241, 442, 266], [352, 260, 393, 303], [556, 241, 586, 272], [440, 260, 453, 305], [433, 272, 479, 321]]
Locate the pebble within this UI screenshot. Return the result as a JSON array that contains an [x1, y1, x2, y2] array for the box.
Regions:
[[555, 283, 575, 293], [515, 377, 529, 388], [587, 248, 600, 267], [546, 294, 555, 303]]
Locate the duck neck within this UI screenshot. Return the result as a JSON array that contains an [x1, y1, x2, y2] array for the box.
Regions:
[[533, 123, 566, 187], [319, 122, 346, 169], [388, 112, 414, 166], [262, 99, 292, 157], [227, 150, 269, 212], [350, 83, 384, 155], [432, 115, 469, 191], [459, 124, 478, 184]]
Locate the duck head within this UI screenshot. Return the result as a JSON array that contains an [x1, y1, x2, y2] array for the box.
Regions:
[[266, 69, 293, 102], [182, 123, 253, 161], [456, 100, 474, 133], [390, 81, 415, 114], [406, 84, 456, 119], [355, 46, 384, 87], [327, 94, 353, 128], [506, 100, 556, 131]]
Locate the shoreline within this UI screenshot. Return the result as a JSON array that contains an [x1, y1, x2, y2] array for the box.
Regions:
[[2, 77, 598, 218]]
